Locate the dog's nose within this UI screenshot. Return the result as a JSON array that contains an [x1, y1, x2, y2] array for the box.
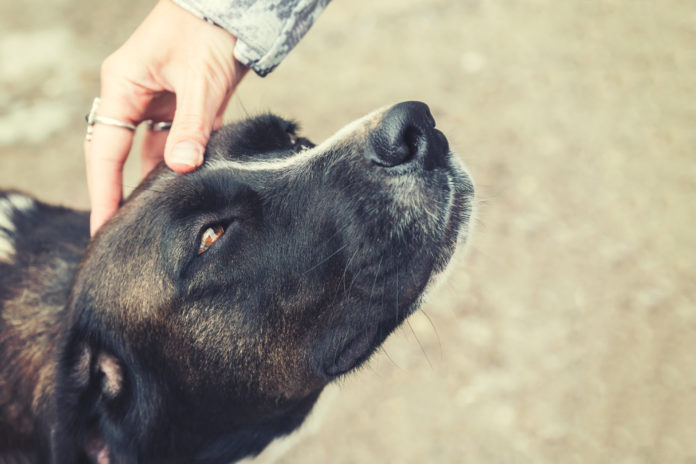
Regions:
[[366, 101, 442, 168]]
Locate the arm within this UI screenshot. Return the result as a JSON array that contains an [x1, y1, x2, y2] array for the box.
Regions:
[[86, 0, 330, 235], [173, 0, 331, 76]]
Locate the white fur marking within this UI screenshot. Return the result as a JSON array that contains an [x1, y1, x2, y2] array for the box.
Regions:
[[0, 200, 15, 232], [411, 157, 476, 310], [0, 194, 35, 264], [8, 193, 35, 213], [207, 107, 387, 173]]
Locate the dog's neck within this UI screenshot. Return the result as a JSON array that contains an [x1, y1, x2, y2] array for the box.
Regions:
[[0, 196, 88, 454]]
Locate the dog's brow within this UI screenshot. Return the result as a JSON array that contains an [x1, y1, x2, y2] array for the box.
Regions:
[[207, 145, 321, 173], [207, 107, 386, 173]]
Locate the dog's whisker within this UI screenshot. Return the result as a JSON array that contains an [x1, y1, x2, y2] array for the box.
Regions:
[[325, 247, 361, 351], [364, 358, 384, 379], [406, 318, 432, 369], [334, 247, 360, 299], [302, 243, 348, 275], [394, 260, 400, 327], [378, 263, 387, 344], [235, 91, 250, 118], [420, 309, 443, 361], [399, 264, 435, 368], [367, 256, 383, 309], [344, 267, 363, 300], [378, 345, 400, 370], [302, 216, 369, 277]]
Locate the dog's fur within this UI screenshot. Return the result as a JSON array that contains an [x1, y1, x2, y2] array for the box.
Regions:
[[0, 102, 474, 463]]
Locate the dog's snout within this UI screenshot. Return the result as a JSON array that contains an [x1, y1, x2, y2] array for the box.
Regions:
[[366, 101, 443, 169]]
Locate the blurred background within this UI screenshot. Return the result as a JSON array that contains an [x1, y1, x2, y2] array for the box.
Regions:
[[1, 0, 695, 462]]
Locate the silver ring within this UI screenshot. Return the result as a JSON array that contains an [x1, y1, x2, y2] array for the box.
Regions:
[[85, 97, 137, 141], [145, 120, 173, 131]]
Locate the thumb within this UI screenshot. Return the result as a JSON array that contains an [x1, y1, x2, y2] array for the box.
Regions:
[[164, 83, 225, 173]]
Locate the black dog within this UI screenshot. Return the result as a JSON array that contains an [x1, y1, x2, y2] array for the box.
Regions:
[[0, 101, 474, 463]]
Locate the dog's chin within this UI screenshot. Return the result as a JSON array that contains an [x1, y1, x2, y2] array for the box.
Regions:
[[322, 249, 455, 379], [323, 286, 435, 377]]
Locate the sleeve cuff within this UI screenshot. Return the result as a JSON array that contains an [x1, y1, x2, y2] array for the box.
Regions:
[[172, 0, 330, 77]]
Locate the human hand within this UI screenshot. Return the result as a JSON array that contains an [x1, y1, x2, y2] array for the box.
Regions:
[[85, 0, 248, 235]]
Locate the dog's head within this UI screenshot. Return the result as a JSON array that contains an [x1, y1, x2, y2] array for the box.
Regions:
[[55, 102, 474, 461]]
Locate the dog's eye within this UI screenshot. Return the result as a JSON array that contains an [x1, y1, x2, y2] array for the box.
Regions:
[[288, 132, 299, 145], [198, 224, 224, 255]]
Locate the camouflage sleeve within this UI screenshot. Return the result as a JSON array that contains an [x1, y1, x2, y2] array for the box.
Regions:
[[172, 0, 331, 76]]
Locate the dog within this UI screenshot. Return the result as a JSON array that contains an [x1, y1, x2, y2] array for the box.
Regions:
[[0, 101, 474, 463]]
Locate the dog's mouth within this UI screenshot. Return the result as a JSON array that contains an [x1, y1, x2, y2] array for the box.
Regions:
[[324, 326, 379, 376]]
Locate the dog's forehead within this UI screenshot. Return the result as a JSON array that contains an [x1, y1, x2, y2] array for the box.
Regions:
[[206, 114, 300, 161]]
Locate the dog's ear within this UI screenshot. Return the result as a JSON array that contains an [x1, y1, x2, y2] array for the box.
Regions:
[[49, 322, 138, 464], [206, 114, 311, 161]]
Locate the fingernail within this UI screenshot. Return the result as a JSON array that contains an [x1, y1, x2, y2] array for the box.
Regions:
[[169, 141, 204, 170]]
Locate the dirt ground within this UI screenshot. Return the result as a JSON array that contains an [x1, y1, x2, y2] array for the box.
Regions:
[[1, 0, 695, 462]]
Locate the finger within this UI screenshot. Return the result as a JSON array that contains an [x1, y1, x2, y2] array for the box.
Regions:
[[164, 81, 228, 173], [214, 114, 225, 130], [211, 63, 248, 132], [140, 128, 168, 179], [157, 86, 231, 176], [212, 110, 225, 132], [139, 92, 175, 178], [160, 111, 223, 177], [85, 119, 135, 236], [213, 89, 233, 130], [207, 99, 228, 136], [86, 53, 149, 236]]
